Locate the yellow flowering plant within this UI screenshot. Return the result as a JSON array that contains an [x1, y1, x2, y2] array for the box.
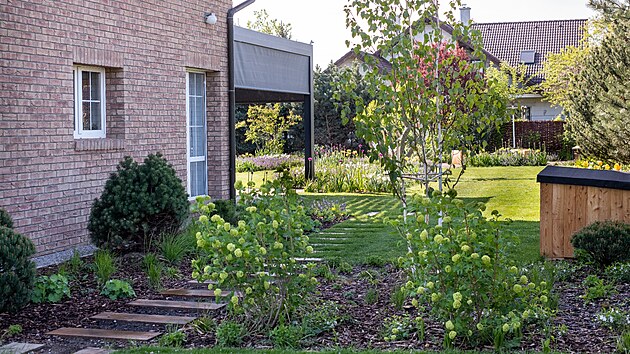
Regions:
[[394, 190, 553, 349], [191, 177, 317, 333]]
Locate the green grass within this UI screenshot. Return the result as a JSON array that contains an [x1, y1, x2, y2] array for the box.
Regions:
[[303, 166, 544, 265], [236, 170, 277, 188]]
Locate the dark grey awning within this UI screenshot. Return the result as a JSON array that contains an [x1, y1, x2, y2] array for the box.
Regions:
[[234, 26, 313, 102]]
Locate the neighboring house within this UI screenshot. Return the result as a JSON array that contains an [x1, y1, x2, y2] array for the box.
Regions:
[[472, 19, 587, 120], [0, 0, 232, 256], [335, 7, 587, 121]]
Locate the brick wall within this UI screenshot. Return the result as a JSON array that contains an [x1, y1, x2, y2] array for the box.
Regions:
[[0, 0, 232, 255], [497, 121, 566, 152]]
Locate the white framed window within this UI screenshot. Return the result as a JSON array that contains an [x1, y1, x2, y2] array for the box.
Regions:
[[73, 66, 106, 139], [186, 71, 208, 198]]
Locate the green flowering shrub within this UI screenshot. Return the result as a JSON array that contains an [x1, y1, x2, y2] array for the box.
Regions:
[[0, 226, 36, 313], [192, 177, 318, 333], [88, 153, 189, 251], [395, 191, 553, 348]]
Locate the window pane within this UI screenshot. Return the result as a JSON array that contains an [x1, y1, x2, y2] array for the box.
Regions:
[[194, 127, 206, 157], [196, 161, 207, 196], [90, 72, 100, 100], [189, 73, 196, 96], [190, 161, 198, 196], [195, 97, 205, 126], [82, 101, 91, 129], [90, 102, 101, 130], [82, 72, 90, 99], [189, 97, 195, 125], [195, 73, 205, 98]]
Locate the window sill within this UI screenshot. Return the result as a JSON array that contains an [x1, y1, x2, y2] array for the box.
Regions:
[[74, 138, 125, 152]]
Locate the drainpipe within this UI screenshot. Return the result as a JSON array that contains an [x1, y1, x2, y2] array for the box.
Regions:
[[228, 0, 256, 200]]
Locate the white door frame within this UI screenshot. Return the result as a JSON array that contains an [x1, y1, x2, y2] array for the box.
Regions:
[[186, 70, 208, 198]]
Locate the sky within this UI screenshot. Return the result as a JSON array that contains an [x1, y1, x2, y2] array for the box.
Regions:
[[233, 0, 597, 68]]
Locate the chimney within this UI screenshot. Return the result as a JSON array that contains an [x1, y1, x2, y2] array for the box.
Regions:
[[460, 4, 471, 25]]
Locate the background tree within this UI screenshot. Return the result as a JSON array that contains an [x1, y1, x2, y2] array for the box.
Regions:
[[563, 0, 629, 163], [313, 63, 372, 148], [246, 9, 293, 39], [341, 0, 507, 205], [236, 104, 300, 155]]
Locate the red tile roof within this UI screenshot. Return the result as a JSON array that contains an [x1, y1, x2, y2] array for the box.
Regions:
[[472, 19, 587, 84]]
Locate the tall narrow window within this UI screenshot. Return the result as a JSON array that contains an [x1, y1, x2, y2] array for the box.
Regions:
[[73, 66, 106, 138], [187, 71, 207, 197]]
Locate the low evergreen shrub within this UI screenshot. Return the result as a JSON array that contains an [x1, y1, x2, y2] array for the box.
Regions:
[[571, 221, 630, 267], [0, 208, 13, 229], [0, 226, 36, 313], [88, 153, 189, 251]]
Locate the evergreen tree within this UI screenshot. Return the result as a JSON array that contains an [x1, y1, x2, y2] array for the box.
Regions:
[[565, 0, 630, 163]]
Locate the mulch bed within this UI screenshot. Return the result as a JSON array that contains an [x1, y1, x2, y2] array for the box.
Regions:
[[1, 254, 628, 353]]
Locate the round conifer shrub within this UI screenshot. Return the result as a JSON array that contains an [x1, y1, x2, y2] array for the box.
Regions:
[[0, 226, 36, 313], [571, 220, 630, 267], [88, 153, 189, 251], [0, 207, 13, 229]]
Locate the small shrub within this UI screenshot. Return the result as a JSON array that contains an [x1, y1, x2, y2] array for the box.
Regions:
[[571, 221, 630, 267], [582, 275, 616, 302], [0, 208, 14, 228], [365, 255, 387, 267], [313, 264, 336, 281], [269, 324, 303, 349], [382, 314, 416, 341], [164, 266, 182, 279], [88, 153, 189, 251], [0, 226, 36, 313], [597, 307, 630, 332], [191, 316, 216, 334], [67, 249, 85, 275], [159, 233, 193, 265], [618, 330, 630, 354], [399, 191, 553, 348], [605, 263, 630, 284], [92, 249, 117, 286], [308, 199, 348, 225], [215, 320, 245, 347], [159, 326, 187, 347], [468, 148, 548, 167], [390, 286, 406, 310], [100, 279, 136, 300], [143, 253, 163, 290], [358, 269, 380, 285], [192, 177, 318, 332], [208, 199, 244, 227], [1, 324, 22, 341], [365, 288, 379, 305], [31, 274, 71, 303], [300, 300, 340, 337]]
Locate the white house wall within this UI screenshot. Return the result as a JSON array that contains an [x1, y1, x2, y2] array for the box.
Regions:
[[519, 97, 562, 121]]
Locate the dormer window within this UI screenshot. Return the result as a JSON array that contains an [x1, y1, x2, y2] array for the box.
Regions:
[[520, 50, 536, 64]]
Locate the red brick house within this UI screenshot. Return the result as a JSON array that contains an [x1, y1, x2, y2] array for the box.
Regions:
[[1, 0, 233, 256]]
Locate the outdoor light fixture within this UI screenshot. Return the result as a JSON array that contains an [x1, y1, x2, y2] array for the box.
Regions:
[[204, 12, 217, 25]]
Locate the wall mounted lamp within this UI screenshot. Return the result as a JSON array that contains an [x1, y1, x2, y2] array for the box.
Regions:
[[204, 12, 217, 25]]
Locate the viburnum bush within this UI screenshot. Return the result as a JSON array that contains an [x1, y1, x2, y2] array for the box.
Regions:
[[191, 175, 318, 333], [393, 190, 553, 349]]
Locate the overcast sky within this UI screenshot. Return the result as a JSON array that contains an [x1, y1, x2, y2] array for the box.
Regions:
[[233, 0, 597, 68]]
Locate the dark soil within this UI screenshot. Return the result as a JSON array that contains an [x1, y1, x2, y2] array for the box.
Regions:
[[1, 256, 628, 353]]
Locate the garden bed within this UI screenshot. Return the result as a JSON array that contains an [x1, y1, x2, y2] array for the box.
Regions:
[[1, 258, 628, 353]]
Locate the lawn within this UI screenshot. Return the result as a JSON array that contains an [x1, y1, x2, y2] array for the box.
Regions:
[[238, 166, 545, 264]]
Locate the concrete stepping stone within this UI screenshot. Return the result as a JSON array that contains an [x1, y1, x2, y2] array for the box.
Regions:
[[161, 289, 241, 298], [317, 232, 347, 235], [47, 328, 160, 341], [315, 237, 349, 241], [128, 299, 225, 311], [0, 342, 44, 354], [366, 211, 380, 217], [73, 348, 110, 354], [295, 257, 322, 262], [91, 311, 196, 325], [186, 279, 217, 285]]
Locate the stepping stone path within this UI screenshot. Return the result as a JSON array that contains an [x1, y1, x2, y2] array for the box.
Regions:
[[0, 342, 44, 354], [45, 283, 231, 350], [48, 328, 160, 341], [73, 348, 110, 354]]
